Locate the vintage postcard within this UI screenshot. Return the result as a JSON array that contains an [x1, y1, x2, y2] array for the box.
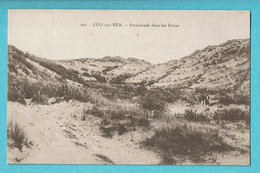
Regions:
[[7, 10, 250, 165]]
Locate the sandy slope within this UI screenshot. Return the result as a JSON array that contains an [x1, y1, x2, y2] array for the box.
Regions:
[[7, 101, 160, 164]]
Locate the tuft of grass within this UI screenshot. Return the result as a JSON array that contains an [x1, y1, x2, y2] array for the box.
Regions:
[[142, 123, 234, 164], [94, 154, 115, 164], [99, 124, 117, 138], [7, 120, 29, 151], [86, 105, 105, 117]]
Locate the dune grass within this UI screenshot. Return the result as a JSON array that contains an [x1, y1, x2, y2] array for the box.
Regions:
[[85, 104, 150, 137], [142, 123, 234, 164], [7, 120, 29, 151]]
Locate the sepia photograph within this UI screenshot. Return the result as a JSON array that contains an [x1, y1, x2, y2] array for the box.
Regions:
[[7, 10, 250, 165]]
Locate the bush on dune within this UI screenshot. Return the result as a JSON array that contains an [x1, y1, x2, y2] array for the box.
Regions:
[[183, 107, 250, 125], [8, 75, 26, 105], [219, 93, 250, 105], [92, 73, 106, 83], [213, 107, 250, 125], [86, 104, 150, 137], [165, 88, 198, 104], [137, 90, 171, 119], [184, 109, 210, 122], [138, 93, 166, 112], [142, 123, 234, 164]]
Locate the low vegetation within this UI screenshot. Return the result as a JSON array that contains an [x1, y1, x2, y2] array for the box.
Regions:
[[218, 93, 250, 105], [8, 75, 91, 104], [92, 73, 106, 83], [7, 120, 29, 151], [138, 93, 166, 112], [194, 87, 250, 106], [142, 123, 234, 164], [27, 56, 90, 87], [213, 107, 250, 125], [85, 104, 150, 137], [184, 107, 250, 125], [184, 109, 210, 122], [8, 74, 112, 106], [110, 73, 132, 84]]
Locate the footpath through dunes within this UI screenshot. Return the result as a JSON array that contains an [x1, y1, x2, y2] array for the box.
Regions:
[[7, 101, 160, 164]]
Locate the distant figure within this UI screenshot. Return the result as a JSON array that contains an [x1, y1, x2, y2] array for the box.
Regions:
[[201, 95, 206, 106], [205, 95, 210, 105], [197, 93, 210, 106], [197, 93, 204, 105]]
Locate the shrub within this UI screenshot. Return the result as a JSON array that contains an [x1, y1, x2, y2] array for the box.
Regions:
[[184, 109, 210, 122], [203, 62, 210, 67], [138, 93, 166, 113], [142, 123, 234, 164], [168, 88, 197, 104], [93, 73, 106, 83], [8, 63, 18, 74], [110, 73, 132, 84], [31, 93, 49, 105], [7, 120, 28, 151], [219, 95, 234, 105], [118, 124, 127, 135], [220, 94, 250, 105], [99, 125, 117, 138], [136, 84, 147, 95], [87, 104, 150, 137], [137, 117, 150, 127], [81, 67, 89, 71], [87, 105, 105, 117], [150, 88, 177, 103], [8, 75, 26, 104], [213, 108, 250, 124], [11, 53, 34, 71], [102, 66, 119, 74], [82, 72, 91, 77], [66, 85, 90, 103]]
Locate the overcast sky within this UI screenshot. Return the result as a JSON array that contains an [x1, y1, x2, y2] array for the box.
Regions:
[[8, 10, 250, 64]]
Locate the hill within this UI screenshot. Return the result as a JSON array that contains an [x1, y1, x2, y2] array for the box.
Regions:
[[126, 39, 250, 96], [56, 55, 152, 82]]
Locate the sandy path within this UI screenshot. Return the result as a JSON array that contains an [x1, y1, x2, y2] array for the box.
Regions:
[[7, 101, 160, 164]]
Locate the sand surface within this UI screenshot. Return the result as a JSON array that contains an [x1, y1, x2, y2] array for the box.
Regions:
[[7, 101, 160, 164]]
